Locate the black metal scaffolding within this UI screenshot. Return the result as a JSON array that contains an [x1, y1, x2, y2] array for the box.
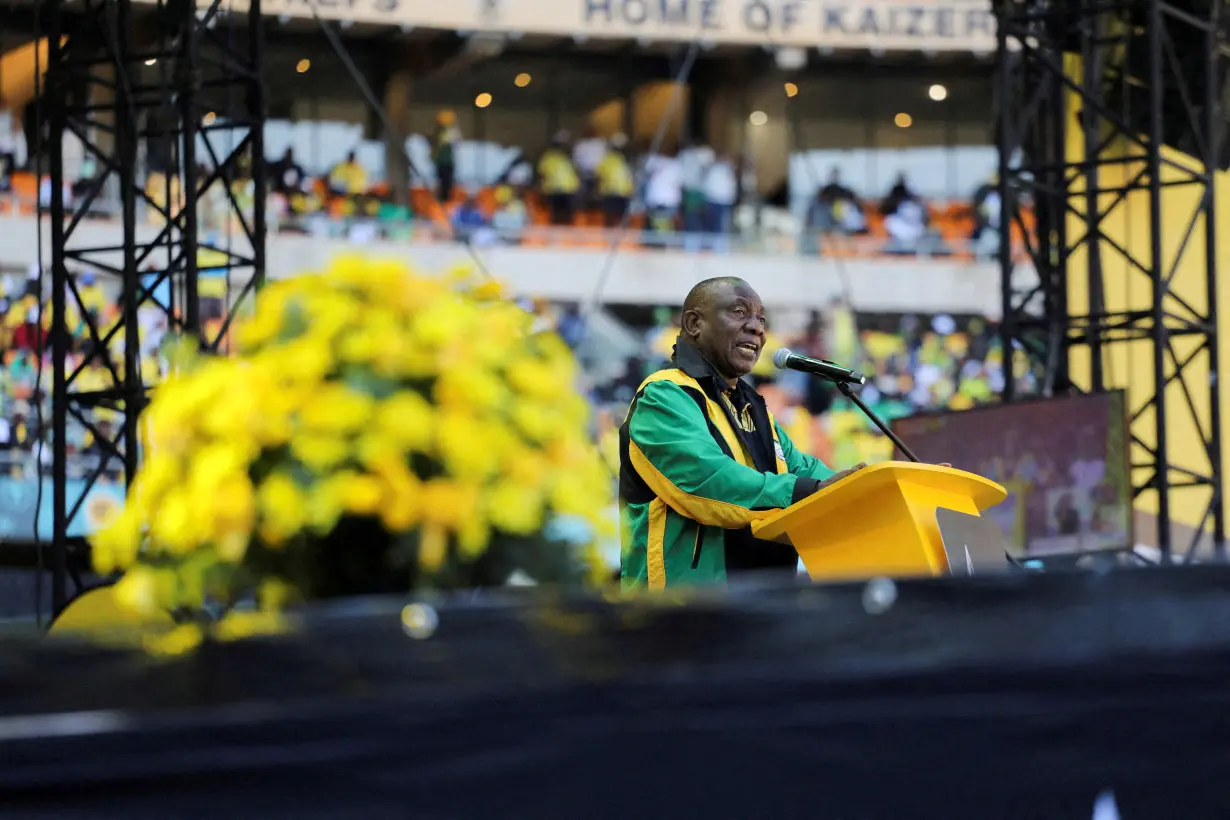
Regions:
[[42, 0, 266, 614], [995, 0, 1227, 563]]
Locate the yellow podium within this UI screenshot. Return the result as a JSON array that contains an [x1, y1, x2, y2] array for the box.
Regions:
[[752, 462, 1008, 581]]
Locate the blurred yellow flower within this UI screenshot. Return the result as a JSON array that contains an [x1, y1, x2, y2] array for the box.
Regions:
[[92, 256, 614, 647], [419, 523, 447, 571], [371, 391, 435, 453], [420, 479, 480, 530], [257, 472, 307, 546], [436, 413, 497, 481], [143, 622, 205, 657], [149, 487, 202, 555], [299, 384, 375, 435], [487, 482, 544, 535], [470, 278, 507, 302], [291, 434, 350, 473], [114, 567, 158, 616]]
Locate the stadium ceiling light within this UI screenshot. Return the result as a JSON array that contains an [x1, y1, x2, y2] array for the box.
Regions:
[[515, 72, 531, 87], [203, 111, 216, 125], [475, 92, 493, 108], [144, 58, 156, 66], [894, 112, 913, 128], [296, 58, 311, 74], [928, 83, 948, 101], [749, 110, 768, 126], [784, 82, 799, 98]]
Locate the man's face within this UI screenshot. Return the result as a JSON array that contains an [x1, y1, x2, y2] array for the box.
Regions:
[[685, 281, 767, 382]]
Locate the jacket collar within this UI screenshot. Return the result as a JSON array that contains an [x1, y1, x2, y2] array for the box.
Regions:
[[672, 335, 764, 406]]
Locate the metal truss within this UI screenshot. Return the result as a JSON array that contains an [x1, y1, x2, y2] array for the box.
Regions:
[[995, 0, 1226, 563], [43, 0, 267, 613]]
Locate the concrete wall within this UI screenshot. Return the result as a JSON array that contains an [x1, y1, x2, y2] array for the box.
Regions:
[[1, 214, 1023, 314]]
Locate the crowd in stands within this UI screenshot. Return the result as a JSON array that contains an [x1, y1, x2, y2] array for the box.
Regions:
[[0, 262, 231, 480], [0, 107, 1025, 260]]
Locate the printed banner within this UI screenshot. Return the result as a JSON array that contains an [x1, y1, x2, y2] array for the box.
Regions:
[[160, 0, 996, 52]]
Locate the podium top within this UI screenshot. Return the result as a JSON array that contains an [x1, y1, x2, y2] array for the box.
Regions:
[[752, 461, 1007, 543]]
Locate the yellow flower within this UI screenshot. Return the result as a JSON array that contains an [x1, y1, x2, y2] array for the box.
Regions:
[[433, 367, 507, 413], [213, 611, 286, 642], [420, 479, 480, 530], [291, 434, 350, 473], [236, 282, 292, 350], [367, 456, 421, 532], [370, 391, 435, 453], [143, 623, 204, 657], [470, 278, 507, 302], [549, 475, 600, 518], [114, 568, 159, 616], [257, 472, 308, 546], [302, 291, 360, 342], [187, 442, 249, 496], [504, 448, 551, 491], [456, 517, 490, 559], [131, 453, 181, 512], [418, 523, 448, 571], [91, 504, 142, 573], [436, 413, 497, 481], [411, 298, 478, 348], [299, 384, 374, 435], [305, 480, 345, 535], [487, 482, 544, 536], [328, 470, 385, 516], [212, 478, 256, 539], [511, 401, 558, 444], [272, 337, 333, 384], [149, 486, 202, 555]]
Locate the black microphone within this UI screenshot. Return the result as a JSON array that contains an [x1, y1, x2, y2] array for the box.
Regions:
[[772, 348, 866, 386]]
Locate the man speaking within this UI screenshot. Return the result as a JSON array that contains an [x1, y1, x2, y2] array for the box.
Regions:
[[619, 277, 863, 590]]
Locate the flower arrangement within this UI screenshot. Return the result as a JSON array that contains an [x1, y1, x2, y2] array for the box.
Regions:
[[90, 257, 614, 641]]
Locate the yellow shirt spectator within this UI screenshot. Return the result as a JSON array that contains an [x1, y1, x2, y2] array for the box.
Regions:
[[596, 152, 634, 197], [328, 155, 367, 195], [538, 149, 580, 195]]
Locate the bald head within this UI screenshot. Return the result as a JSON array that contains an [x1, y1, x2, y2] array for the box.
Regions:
[[680, 278, 766, 385], [682, 277, 750, 316]]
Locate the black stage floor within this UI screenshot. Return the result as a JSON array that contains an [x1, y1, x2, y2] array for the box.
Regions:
[[2, 566, 1229, 818]]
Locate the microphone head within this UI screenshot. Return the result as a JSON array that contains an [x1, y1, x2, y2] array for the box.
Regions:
[[772, 348, 793, 369]]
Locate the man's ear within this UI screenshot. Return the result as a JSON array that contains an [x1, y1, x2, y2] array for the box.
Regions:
[[681, 309, 700, 337]]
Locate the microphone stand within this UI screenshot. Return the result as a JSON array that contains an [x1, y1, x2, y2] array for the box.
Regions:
[[834, 380, 921, 463]]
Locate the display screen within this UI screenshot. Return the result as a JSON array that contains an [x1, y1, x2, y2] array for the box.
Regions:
[[892, 392, 1132, 556]]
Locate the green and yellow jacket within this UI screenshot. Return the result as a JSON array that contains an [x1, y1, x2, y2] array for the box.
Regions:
[[619, 338, 836, 589]]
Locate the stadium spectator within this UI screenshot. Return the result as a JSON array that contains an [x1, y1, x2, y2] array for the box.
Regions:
[[678, 138, 715, 249], [806, 168, 866, 254], [971, 174, 1001, 259], [702, 151, 738, 251], [432, 110, 461, 204], [0, 113, 25, 192], [881, 172, 942, 255], [572, 126, 607, 206], [452, 196, 492, 245], [595, 134, 633, 228], [642, 147, 683, 245], [537, 132, 581, 227], [269, 148, 306, 195], [327, 151, 366, 196], [490, 184, 529, 242]]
